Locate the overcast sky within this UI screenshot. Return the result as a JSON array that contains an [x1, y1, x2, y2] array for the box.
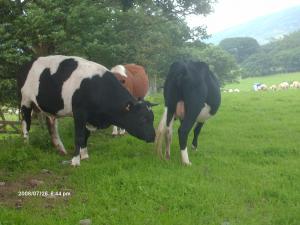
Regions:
[[186, 0, 300, 34]]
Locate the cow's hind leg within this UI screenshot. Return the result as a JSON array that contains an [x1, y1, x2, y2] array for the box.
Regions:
[[80, 127, 90, 160], [192, 122, 204, 151], [178, 112, 199, 166], [71, 109, 88, 166], [165, 114, 174, 160], [155, 107, 167, 159], [46, 117, 67, 155], [21, 105, 32, 141]]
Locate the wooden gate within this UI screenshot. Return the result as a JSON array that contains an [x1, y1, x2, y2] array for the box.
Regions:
[[0, 109, 20, 134]]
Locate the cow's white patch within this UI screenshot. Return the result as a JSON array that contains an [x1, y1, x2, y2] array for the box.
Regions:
[[119, 129, 126, 135], [21, 55, 109, 116], [111, 65, 127, 77], [197, 103, 211, 123], [22, 121, 28, 139], [80, 147, 89, 160], [71, 155, 80, 166], [112, 126, 126, 136], [86, 123, 97, 132], [58, 56, 108, 116], [181, 148, 191, 165], [112, 126, 118, 136]]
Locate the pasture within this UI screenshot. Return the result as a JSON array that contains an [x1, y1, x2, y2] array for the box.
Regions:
[[1, 73, 300, 225], [225, 72, 300, 91]]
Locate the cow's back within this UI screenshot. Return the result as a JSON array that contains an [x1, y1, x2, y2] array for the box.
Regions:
[[124, 64, 149, 98], [20, 55, 108, 116], [164, 60, 221, 115]]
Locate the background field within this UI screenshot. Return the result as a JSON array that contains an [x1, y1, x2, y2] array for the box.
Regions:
[[1, 73, 300, 225], [225, 72, 300, 91]]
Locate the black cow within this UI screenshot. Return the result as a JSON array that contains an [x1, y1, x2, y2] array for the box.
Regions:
[[156, 60, 221, 165], [18, 55, 156, 166]]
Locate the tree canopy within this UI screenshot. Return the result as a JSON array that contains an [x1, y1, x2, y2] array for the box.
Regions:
[[241, 31, 300, 77], [0, 0, 240, 106], [219, 37, 260, 64]]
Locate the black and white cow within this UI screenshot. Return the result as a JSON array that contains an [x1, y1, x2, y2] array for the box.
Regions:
[[18, 55, 156, 166], [156, 60, 221, 165]]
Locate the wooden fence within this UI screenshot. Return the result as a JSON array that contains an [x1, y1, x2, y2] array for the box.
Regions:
[[0, 109, 20, 134]]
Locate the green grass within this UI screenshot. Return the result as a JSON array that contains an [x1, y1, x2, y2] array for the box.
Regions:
[[1, 73, 300, 225], [225, 71, 300, 91]]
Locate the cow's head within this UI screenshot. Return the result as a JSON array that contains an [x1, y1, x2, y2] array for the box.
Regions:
[[115, 100, 156, 143]]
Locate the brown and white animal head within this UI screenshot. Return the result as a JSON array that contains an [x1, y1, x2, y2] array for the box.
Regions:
[[111, 64, 149, 99], [111, 65, 133, 93]]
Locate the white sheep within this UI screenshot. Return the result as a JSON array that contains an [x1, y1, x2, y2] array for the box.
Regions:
[[278, 82, 289, 90], [269, 85, 277, 90], [290, 81, 300, 88]]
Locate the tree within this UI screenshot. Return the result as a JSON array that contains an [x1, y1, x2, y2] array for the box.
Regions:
[[182, 43, 240, 85], [241, 30, 300, 77], [219, 37, 260, 63], [0, 0, 216, 106]]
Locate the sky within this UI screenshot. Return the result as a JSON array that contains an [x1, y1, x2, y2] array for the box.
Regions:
[[186, 0, 300, 34]]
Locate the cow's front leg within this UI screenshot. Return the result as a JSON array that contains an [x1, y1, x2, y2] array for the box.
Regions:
[[112, 126, 118, 136], [192, 122, 204, 151], [21, 105, 32, 141], [178, 115, 198, 166], [71, 110, 88, 166]]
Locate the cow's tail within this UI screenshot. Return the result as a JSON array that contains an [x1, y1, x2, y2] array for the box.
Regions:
[[155, 107, 168, 159]]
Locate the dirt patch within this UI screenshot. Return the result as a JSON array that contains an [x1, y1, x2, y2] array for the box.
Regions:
[[0, 169, 73, 210]]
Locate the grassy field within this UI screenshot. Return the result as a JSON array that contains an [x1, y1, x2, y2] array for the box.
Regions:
[[225, 72, 300, 91], [1, 72, 300, 225]]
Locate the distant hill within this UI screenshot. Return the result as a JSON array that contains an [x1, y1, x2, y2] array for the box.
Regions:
[[208, 5, 300, 45]]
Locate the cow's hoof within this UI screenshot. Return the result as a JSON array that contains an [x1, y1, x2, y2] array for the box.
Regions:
[[58, 148, 67, 155], [80, 148, 89, 160], [80, 153, 89, 160], [191, 145, 198, 151], [181, 148, 191, 165], [71, 155, 80, 166], [23, 136, 29, 143], [165, 153, 170, 160], [182, 161, 192, 166]]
